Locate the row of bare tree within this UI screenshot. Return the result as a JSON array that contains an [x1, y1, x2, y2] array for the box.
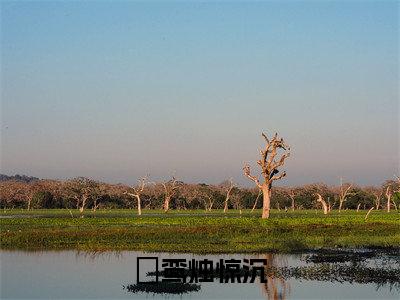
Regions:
[[1, 175, 398, 214], [1, 133, 398, 218]]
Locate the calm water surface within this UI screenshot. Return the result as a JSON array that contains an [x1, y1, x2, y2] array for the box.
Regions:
[[1, 250, 399, 299]]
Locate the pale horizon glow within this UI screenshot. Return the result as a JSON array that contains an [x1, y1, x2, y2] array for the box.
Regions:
[[1, 1, 399, 187]]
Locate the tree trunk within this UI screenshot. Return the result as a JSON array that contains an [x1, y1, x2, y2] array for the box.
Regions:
[[223, 199, 228, 213], [385, 186, 392, 213], [392, 199, 398, 211], [164, 196, 170, 212], [317, 194, 328, 215], [251, 191, 261, 213], [356, 203, 361, 212], [79, 195, 87, 215], [375, 197, 380, 210], [365, 207, 374, 220], [261, 186, 271, 219], [137, 196, 142, 216]]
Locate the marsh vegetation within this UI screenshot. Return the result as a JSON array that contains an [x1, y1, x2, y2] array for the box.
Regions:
[[1, 209, 398, 253]]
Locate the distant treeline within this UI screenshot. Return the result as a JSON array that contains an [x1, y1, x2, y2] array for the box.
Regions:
[[0, 175, 399, 212], [0, 174, 39, 183]]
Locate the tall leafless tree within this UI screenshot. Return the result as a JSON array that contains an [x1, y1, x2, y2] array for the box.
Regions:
[[316, 193, 328, 215], [288, 188, 297, 211], [125, 177, 151, 216], [243, 132, 290, 219], [251, 190, 262, 212], [385, 186, 392, 212], [338, 178, 352, 212], [162, 177, 179, 212], [369, 187, 383, 210], [64, 177, 99, 215], [222, 179, 234, 213]]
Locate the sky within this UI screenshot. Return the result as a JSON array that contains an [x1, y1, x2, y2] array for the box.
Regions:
[[1, 1, 398, 187]]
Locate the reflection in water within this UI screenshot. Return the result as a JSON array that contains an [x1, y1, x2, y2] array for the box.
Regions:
[[123, 254, 288, 298], [75, 249, 124, 261], [2, 249, 399, 299], [261, 254, 290, 300], [122, 250, 399, 299], [278, 249, 400, 291], [124, 282, 201, 294]]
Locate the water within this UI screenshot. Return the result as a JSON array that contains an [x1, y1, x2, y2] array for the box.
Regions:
[[1, 250, 399, 299]]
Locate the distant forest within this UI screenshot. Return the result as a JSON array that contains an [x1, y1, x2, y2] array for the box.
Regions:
[[0, 174, 399, 212]]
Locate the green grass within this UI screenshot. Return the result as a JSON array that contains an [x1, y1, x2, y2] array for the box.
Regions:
[[1, 209, 399, 253]]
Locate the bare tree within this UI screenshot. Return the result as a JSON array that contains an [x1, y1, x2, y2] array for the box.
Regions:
[[385, 186, 392, 212], [64, 178, 99, 215], [316, 193, 328, 215], [338, 178, 352, 212], [194, 184, 216, 212], [162, 177, 179, 212], [222, 179, 234, 213], [243, 132, 290, 219], [369, 187, 382, 210], [125, 177, 151, 216], [327, 196, 336, 212], [203, 194, 214, 212], [383, 179, 400, 212], [231, 191, 243, 214], [251, 190, 262, 212], [288, 188, 296, 211], [365, 207, 374, 220]]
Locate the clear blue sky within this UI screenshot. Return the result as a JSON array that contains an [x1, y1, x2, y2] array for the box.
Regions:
[[1, 1, 398, 186]]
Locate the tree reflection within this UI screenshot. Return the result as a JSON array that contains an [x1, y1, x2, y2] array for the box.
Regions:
[[75, 250, 123, 261], [118, 250, 399, 297], [261, 254, 290, 300], [124, 282, 201, 295]]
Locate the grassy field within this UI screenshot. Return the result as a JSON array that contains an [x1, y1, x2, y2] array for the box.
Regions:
[[1, 209, 399, 253]]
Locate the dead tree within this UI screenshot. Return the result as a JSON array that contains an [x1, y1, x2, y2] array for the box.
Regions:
[[64, 178, 98, 216], [374, 190, 382, 210], [365, 207, 374, 220], [125, 177, 150, 216], [288, 189, 296, 211], [223, 179, 234, 213], [197, 185, 215, 212], [162, 177, 179, 212], [203, 194, 214, 212], [327, 197, 336, 212], [395, 175, 400, 210], [251, 190, 262, 212], [385, 186, 392, 213], [316, 193, 328, 215], [231, 192, 243, 215], [243, 132, 290, 219], [338, 178, 352, 212]]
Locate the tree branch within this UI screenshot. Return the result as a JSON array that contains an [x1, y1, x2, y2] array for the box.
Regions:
[[243, 164, 262, 189]]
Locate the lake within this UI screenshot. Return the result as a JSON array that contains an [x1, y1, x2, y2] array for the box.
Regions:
[[1, 250, 399, 299]]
